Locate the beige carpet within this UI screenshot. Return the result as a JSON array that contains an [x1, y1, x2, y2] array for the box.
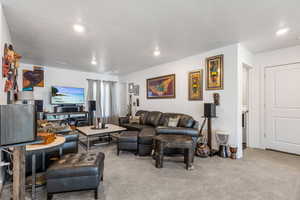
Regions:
[[1, 145, 300, 200]]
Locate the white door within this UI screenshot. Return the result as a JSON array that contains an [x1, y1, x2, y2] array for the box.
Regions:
[[265, 63, 300, 155]]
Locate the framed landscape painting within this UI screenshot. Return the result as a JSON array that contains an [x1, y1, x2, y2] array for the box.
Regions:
[[147, 74, 175, 99], [206, 54, 224, 90], [188, 70, 203, 100]]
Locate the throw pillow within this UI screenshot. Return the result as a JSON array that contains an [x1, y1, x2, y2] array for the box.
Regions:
[[167, 117, 180, 127], [129, 116, 140, 124]]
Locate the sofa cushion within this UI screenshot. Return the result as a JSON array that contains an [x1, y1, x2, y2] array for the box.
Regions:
[[167, 117, 180, 127], [139, 127, 156, 144], [156, 126, 199, 137], [178, 114, 194, 128], [159, 113, 182, 126], [145, 111, 162, 127], [122, 123, 152, 131], [135, 110, 149, 125], [118, 131, 138, 143]]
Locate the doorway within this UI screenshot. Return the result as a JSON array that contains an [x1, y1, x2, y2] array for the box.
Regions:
[[264, 63, 300, 155], [242, 64, 252, 149]]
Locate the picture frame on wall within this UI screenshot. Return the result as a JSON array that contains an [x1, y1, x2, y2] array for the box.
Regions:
[[133, 85, 139, 96], [188, 69, 203, 100], [128, 83, 134, 93], [206, 54, 224, 90], [146, 74, 175, 99]]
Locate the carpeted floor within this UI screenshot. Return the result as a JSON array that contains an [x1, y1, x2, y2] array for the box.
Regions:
[[1, 144, 300, 200]]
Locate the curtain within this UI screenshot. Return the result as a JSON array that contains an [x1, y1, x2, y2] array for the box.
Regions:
[[95, 80, 102, 118], [102, 81, 118, 124], [87, 79, 119, 124], [87, 79, 95, 113]]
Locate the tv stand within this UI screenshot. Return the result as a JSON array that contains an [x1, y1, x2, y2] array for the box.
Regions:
[[44, 111, 88, 126]]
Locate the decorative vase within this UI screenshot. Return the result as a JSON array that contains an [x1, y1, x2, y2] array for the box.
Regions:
[[230, 146, 238, 159]]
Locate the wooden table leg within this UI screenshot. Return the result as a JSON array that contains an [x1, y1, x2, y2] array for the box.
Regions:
[[12, 146, 26, 200], [186, 147, 194, 170], [87, 136, 90, 152], [31, 153, 36, 200], [156, 141, 164, 168]]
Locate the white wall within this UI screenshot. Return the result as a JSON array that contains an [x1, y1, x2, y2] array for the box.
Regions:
[[120, 44, 245, 157], [256, 45, 300, 149], [0, 2, 12, 188], [19, 63, 119, 111]]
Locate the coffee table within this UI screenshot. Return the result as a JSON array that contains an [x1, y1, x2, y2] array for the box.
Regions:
[[153, 134, 194, 170], [76, 124, 126, 151]]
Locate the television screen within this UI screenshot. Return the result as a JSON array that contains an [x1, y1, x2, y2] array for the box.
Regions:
[[51, 86, 84, 104]]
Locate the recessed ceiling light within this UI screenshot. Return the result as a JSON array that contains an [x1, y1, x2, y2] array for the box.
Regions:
[[153, 49, 161, 56], [91, 60, 97, 65], [276, 28, 290, 36], [73, 24, 85, 33]]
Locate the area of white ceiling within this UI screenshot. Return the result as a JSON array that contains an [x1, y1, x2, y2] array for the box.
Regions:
[[1, 0, 300, 74]]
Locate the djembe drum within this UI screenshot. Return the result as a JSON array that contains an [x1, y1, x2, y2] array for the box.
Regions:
[[216, 131, 229, 158]]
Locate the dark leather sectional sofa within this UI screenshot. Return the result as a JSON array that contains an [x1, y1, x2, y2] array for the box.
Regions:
[[119, 110, 199, 156]]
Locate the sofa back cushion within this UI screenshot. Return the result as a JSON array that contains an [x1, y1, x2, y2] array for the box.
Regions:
[[135, 110, 149, 125], [178, 114, 195, 128], [145, 111, 162, 127], [159, 113, 195, 128], [159, 113, 181, 126]]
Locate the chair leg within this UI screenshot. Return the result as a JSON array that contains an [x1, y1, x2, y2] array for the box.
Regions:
[[94, 189, 98, 199], [47, 193, 53, 200]]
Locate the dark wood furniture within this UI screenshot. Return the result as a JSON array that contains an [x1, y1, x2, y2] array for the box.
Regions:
[[153, 135, 194, 170]]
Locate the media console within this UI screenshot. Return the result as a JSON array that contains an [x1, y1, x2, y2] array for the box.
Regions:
[[44, 111, 89, 127]]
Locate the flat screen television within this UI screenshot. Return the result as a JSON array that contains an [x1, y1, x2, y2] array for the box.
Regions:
[[51, 86, 84, 105]]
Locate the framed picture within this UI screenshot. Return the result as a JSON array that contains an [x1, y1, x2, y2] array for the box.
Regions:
[[147, 74, 175, 99], [206, 54, 224, 90], [133, 85, 139, 96], [128, 83, 134, 93], [188, 70, 203, 100]]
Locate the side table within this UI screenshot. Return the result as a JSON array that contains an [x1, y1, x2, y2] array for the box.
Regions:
[[26, 136, 66, 200], [153, 135, 194, 170]]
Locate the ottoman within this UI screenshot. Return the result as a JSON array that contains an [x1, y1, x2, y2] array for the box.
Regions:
[[115, 131, 138, 155], [138, 128, 155, 156], [46, 152, 105, 200]]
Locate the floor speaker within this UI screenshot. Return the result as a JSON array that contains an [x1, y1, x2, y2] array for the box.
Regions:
[[88, 100, 96, 111], [204, 103, 216, 118], [34, 100, 43, 112]]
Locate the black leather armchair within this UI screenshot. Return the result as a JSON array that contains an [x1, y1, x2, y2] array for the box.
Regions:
[[25, 131, 79, 175]]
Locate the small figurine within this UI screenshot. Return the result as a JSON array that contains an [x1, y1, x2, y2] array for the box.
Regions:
[[213, 93, 220, 105]]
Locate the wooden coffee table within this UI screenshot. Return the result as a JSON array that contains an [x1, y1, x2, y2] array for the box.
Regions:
[[153, 134, 195, 170], [76, 124, 126, 151]]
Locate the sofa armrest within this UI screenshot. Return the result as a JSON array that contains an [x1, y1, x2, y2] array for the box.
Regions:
[[119, 116, 129, 125], [193, 121, 199, 129], [155, 126, 199, 137]]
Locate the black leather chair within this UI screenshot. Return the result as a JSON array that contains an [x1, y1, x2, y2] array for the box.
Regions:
[[25, 131, 79, 175]]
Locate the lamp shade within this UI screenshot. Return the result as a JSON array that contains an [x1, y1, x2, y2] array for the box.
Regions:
[[18, 91, 34, 101]]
